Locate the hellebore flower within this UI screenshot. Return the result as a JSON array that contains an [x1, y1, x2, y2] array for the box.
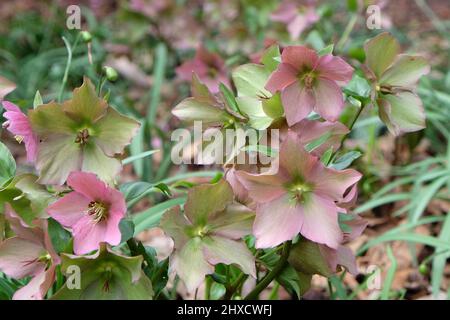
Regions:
[[0, 205, 60, 300], [51, 244, 153, 300], [271, 0, 319, 40], [364, 32, 430, 135], [47, 171, 126, 255], [265, 46, 353, 126], [176, 46, 230, 93], [236, 131, 361, 249], [160, 179, 256, 293], [28, 78, 140, 185], [2, 101, 38, 162]]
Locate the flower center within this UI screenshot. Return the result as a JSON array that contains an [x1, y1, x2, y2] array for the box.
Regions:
[[287, 181, 313, 204], [38, 253, 52, 269], [14, 135, 24, 144], [75, 128, 90, 145], [300, 72, 316, 89], [87, 201, 108, 223]]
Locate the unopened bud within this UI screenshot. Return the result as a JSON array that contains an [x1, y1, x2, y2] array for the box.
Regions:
[[103, 66, 119, 82], [80, 31, 92, 43]]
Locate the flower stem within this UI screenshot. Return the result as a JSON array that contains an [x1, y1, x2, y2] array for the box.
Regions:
[[244, 241, 292, 300], [58, 34, 80, 102]]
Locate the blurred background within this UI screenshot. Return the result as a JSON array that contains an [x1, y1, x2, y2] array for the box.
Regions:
[[0, 0, 449, 300]]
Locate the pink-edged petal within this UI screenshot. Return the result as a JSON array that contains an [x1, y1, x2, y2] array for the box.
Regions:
[[316, 55, 354, 83], [343, 214, 368, 242], [72, 216, 109, 255], [13, 266, 56, 300], [281, 82, 315, 126], [235, 169, 288, 204], [313, 78, 344, 122], [309, 166, 362, 202], [47, 192, 90, 227], [209, 203, 254, 240], [265, 63, 298, 93], [380, 54, 430, 87], [203, 236, 256, 277], [281, 46, 318, 70], [225, 168, 249, 204], [254, 194, 304, 248], [67, 171, 109, 201], [300, 194, 343, 249], [0, 238, 46, 279], [279, 131, 319, 179], [320, 245, 358, 275]]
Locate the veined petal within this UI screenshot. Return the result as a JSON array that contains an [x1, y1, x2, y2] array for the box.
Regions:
[[35, 134, 83, 185], [265, 63, 298, 93], [171, 238, 214, 294], [93, 107, 140, 157], [172, 97, 230, 125], [47, 191, 90, 227], [300, 194, 343, 249], [236, 169, 288, 204], [160, 207, 191, 249], [281, 46, 318, 70], [13, 266, 56, 300], [254, 194, 304, 248], [209, 203, 254, 239], [81, 142, 122, 185], [28, 102, 77, 137], [364, 32, 400, 79], [72, 215, 109, 255], [380, 54, 430, 87], [281, 82, 315, 126], [313, 78, 344, 122], [67, 171, 109, 202], [203, 236, 256, 277], [316, 55, 353, 83]]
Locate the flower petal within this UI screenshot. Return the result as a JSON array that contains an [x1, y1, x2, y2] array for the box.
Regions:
[[203, 236, 256, 277], [13, 266, 55, 300], [313, 78, 344, 122], [364, 32, 400, 79], [93, 107, 140, 157], [209, 203, 254, 239], [28, 102, 77, 137], [265, 63, 298, 93], [66, 171, 109, 202], [300, 194, 343, 249], [236, 169, 288, 204], [47, 191, 90, 227], [160, 207, 191, 249], [254, 194, 304, 248], [81, 142, 122, 185], [316, 55, 353, 83], [380, 54, 430, 87], [281, 82, 315, 126], [281, 46, 318, 70]]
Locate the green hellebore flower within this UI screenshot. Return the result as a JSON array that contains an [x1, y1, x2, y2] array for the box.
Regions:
[[160, 179, 256, 293], [364, 32, 430, 136], [28, 78, 140, 185], [52, 244, 153, 300]]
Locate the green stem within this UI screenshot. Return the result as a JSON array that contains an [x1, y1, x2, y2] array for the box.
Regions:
[[244, 241, 292, 300], [58, 34, 80, 102], [336, 13, 358, 52], [224, 272, 248, 300]]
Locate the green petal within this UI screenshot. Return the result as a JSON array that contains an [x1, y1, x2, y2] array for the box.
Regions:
[[160, 207, 191, 249], [378, 92, 425, 135], [172, 97, 231, 125], [209, 203, 254, 240], [191, 73, 217, 104], [288, 238, 332, 277], [29, 102, 78, 137], [35, 134, 82, 185], [232, 63, 271, 98], [364, 32, 400, 79], [93, 107, 141, 156], [81, 142, 122, 185], [261, 44, 281, 72], [63, 77, 107, 123], [236, 97, 273, 130], [172, 237, 213, 293], [184, 179, 234, 226], [202, 236, 256, 277], [262, 92, 284, 120], [380, 54, 430, 87]]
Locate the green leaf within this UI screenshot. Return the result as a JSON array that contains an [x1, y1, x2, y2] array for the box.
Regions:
[[277, 264, 302, 298], [122, 150, 159, 165], [47, 217, 72, 254], [261, 45, 281, 72], [432, 211, 450, 298], [381, 245, 397, 300], [120, 181, 154, 203], [0, 142, 16, 189], [330, 151, 362, 170], [119, 218, 135, 243], [33, 90, 43, 109]]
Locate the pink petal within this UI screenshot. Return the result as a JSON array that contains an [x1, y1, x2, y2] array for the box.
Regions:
[[72, 216, 110, 255], [300, 194, 343, 249], [0, 238, 46, 279], [281, 46, 318, 70], [309, 166, 362, 202], [343, 214, 368, 242], [287, 15, 309, 40], [254, 194, 304, 248], [313, 78, 344, 122], [281, 82, 315, 126], [4, 205, 44, 245], [271, 2, 297, 22], [176, 59, 208, 81], [12, 266, 56, 300], [67, 171, 109, 202], [279, 131, 319, 178], [236, 169, 288, 204], [47, 192, 90, 227], [316, 55, 354, 83], [265, 63, 298, 93]]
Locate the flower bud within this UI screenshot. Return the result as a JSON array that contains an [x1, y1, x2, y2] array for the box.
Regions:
[[80, 31, 92, 43], [103, 66, 119, 82]]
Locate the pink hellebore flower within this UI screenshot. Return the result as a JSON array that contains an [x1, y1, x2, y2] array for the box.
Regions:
[[236, 131, 361, 249], [265, 46, 353, 126], [0, 206, 60, 300], [47, 172, 126, 255], [271, 0, 319, 40], [176, 46, 230, 93], [2, 101, 38, 162]]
